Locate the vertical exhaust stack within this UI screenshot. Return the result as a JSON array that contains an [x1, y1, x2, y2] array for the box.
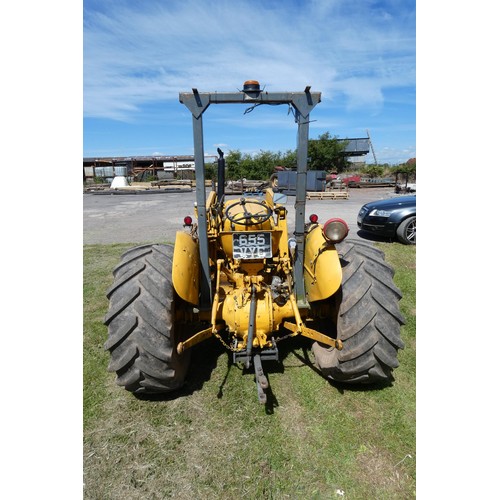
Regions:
[[217, 147, 225, 202]]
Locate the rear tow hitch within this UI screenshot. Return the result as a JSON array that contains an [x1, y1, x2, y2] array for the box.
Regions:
[[253, 353, 269, 404], [233, 341, 279, 404]]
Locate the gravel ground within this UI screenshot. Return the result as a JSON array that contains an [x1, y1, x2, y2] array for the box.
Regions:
[[83, 186, 399, 245]]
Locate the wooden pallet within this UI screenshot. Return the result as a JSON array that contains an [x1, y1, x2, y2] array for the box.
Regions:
[[307, 191, 349, 200]]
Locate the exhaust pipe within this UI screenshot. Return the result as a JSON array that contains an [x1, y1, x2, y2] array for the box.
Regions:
[[217, 147, 225, 201]]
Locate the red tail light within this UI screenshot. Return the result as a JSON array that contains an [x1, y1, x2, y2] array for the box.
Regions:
[[309, 214, 319, 223], [183, 216, 193, 226]]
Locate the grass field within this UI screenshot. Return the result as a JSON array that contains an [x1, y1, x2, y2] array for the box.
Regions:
[[83, 241, 416, 499]]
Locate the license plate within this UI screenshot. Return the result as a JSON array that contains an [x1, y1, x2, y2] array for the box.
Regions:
[[233, 232, 272, 260]]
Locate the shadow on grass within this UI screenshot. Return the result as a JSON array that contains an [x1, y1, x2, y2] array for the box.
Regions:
[[329, 379, 394, 394], [282, 335, 395, 394], [134, 337, 226, 402], [135, 331, 392, 405]]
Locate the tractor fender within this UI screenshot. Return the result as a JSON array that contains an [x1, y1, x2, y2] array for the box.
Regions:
[[303, 225, 342, 302], [172, 231, 200, 305]]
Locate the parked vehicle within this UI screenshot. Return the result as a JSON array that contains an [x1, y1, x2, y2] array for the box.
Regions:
[[357, 195, 416, 244]]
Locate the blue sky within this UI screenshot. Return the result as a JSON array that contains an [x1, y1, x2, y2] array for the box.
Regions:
[[83, 0, 416, 165]]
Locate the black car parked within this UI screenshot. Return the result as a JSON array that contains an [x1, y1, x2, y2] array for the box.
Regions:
[[357, 195, 416, 244]]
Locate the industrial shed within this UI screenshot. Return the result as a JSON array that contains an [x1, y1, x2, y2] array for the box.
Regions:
[[83, 138, 372, 182], [83, 155, 212, 182]]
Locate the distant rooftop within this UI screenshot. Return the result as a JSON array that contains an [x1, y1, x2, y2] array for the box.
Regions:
[[83, 155, 197, 163], [84, 138, 370, 164]]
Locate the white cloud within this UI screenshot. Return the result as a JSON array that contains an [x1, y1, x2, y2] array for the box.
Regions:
[[84, 0, 415, 120]]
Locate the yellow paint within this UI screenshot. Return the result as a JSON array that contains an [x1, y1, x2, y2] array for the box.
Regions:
[[220, 283, 295, 349], [172, 231, 199, 305], [304, 225, 342, 302], [283, 321, 342, 349], [173, 187, 343, 353]]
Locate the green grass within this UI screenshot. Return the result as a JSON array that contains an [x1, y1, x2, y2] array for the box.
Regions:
[[83, 242, 416, 499]]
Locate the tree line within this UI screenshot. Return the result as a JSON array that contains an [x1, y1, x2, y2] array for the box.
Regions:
[[206, 132, 415, 181]]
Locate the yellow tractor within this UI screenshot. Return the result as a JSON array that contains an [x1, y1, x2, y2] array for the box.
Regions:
[[104, 81, 405, 403]]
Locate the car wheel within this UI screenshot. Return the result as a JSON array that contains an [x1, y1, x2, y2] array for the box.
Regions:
[[396, 216, 416, 245]]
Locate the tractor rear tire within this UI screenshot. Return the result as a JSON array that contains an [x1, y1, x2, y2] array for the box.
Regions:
[[104, 244, 190, 394], [312, 240, 405, 384]]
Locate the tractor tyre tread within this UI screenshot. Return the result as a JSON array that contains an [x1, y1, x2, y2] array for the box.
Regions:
[[104, 244, 190, 394], [312, 239, 405, 385]]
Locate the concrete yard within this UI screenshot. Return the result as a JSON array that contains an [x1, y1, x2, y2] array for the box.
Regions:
[[83, 187, 400, 245]]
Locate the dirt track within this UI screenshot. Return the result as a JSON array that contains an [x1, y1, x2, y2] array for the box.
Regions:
[[83, 187, 397, 245]]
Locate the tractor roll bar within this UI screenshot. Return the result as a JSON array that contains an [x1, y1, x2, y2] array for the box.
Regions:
[[179, 83, 321, 310]]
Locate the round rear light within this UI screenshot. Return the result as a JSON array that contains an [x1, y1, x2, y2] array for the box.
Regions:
[[322, 218, 349, 243], [184, 216, 193, 226], [309, 214, 319, 223]]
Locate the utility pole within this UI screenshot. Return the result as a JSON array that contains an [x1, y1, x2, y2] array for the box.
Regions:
[[366, 129, 378, 165]]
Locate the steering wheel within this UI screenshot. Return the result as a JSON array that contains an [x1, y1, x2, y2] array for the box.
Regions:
[[225, 198, 273, 226]]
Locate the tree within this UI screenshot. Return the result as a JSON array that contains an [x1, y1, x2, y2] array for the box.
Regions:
[[205, 162, 217, 181], [394, 158, 416, 183], [308, 132, 349, 172], [251, 150, 280, 179], [224, 135, 353, 181], [281, 149, 297, 169], [363, 165, 385, 178], [225, 150, 244, 180], [226, 149, 296, 180]]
